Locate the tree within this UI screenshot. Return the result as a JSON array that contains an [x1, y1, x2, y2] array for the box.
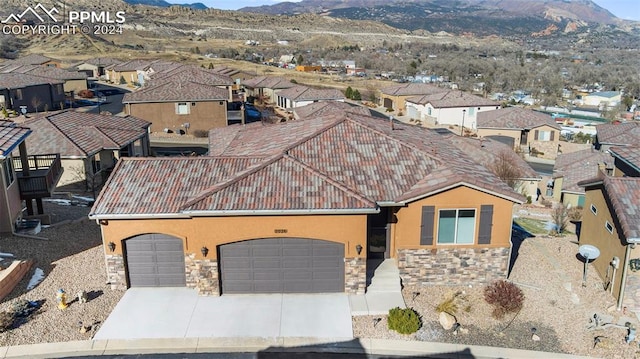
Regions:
[[297, 54, 304, 65], [551, 204, 568, 234], [208, 62, 214, 69], [352, 89, 362, 101], [119, 75, 126, 85], [622, 95, 634, 111], [30, 97, 42, 113], [345, 86, 354, 99], [489, 150, 524, 190]]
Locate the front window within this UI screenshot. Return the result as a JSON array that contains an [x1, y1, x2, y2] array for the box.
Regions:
[[2, 157, 14, 187], [538, 130, 552, 141], [468, 107, 475, 116], [437, 209, 476, 244], [176, 102, 189, 115], [91, 154, 101, 174]]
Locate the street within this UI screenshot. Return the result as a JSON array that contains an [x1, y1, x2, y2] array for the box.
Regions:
[[87, 83, 129, 115]]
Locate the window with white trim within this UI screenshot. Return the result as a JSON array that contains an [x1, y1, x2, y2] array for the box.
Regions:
[[437, 209, 476, 244], [176, 102, 189, 115], [605, 221, 613, 234], [590, 204, 597, 215], [538, 130, 552, 141]]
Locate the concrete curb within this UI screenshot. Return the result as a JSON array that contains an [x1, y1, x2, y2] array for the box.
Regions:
[[0, 337, 597, 359]]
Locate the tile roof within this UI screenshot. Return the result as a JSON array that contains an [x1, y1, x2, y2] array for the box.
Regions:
[[5, 54, 57, 66], [0, 122, 31, 157], [242, 76, 294, 89], [276, 85, 345, 101], [83, 58, 122, 66], [147, 65, 233, 87], [111, 59, 159, 72], [92, 111, 525, 217], [0, 73, 62, 89], [477, 107, 560, 130], [0, 64, 87, 80], [602, 176, 640, 241], [380, 83, 446, 96], [406, 90, 500, 108], [554, 149, 613, 194], [22, 110, 150, 157], [293, 101, 371, 120], [610, 146, 640, 174], [123, 80, 229, 103], [596, 122, 640, 146]]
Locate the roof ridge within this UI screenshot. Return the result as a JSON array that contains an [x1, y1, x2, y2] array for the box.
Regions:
[[179, 155, 280, 210], [280, 115, 347, 153], [42, 112, 88, 156]]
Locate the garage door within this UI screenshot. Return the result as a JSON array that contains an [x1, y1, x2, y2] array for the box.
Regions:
[[219, 238, 344, 294], [125, 234, 186, 287]]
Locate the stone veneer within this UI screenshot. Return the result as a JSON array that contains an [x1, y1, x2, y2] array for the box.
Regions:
[[105, 254, 126, 290], [345, 257, 366, 294], [529, 140, 559, 160], [397, 247, 510, 286], [185, 254, 219, 296]]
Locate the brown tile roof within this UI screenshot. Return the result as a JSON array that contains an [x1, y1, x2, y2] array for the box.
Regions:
[[242, 76, 294, 89], [111, 59, 159, 72], [147, 65, 233, 87], [610, 146, 640, 174], [477, 107, 560, 130], [380, 83, 446, 96], [0, 73, 62, 89], [123, 80, 229, 103], [22, 110, 150, 157], [406, 90, 500, 108], [447, 136, 539, 180], [5, 54, 57, 66], [554, 149, 613, 194], [276, 85, 345, 102], [596, 122, 640, 146], [293, 101, 371, 120], [0, 123, 31, 157], [0, 64, 87, 80], [84, 58, 122, 66]]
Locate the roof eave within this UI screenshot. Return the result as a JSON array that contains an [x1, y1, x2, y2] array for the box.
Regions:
[[89, 212, 192, 220], [123, 98, 228, 104], [182, 208, 380, 216], [400, 182, 525, 205]]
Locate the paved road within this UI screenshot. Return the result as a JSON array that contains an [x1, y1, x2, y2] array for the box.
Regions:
[[87, 84, 129, 115], [527, 161, 554, 176], [65, 351, 479, 359]]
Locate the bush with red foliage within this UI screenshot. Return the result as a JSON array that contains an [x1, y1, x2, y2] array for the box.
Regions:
[[483, 280, 525, 319], [77, 89, 94, 98]]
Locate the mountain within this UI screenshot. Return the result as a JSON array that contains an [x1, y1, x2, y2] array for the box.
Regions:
[[238, 0, 623, 36], [123, 0, 207, 9]]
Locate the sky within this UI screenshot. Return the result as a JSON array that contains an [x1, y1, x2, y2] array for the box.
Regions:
[[170, 0, 640, 21]]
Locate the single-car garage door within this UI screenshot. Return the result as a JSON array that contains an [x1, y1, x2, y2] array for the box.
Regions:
[[125, 234, 186, 287], [219, 238, 344, 294]]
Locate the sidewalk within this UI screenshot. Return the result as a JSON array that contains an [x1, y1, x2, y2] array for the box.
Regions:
[[0, 337, 597, 359]]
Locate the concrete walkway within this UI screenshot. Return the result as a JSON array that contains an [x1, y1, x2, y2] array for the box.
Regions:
[[350, 259, 407, 315], [94, 288, 352, 340]]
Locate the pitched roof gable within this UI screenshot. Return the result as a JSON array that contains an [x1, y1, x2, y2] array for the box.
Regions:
[[596, 122, 640, 146], [242, 76, 294, 89], [123, 80, 229, 103], [610, 146, 640, 173], [0, 73, 62, 89], [147, 65, 233, 86], [0, 123, 30, 157], [276, 85, 344, 101], [554, 149, 613, 194], [477, 107, 560, 130], [380, 83, 446, 96], [293, 101, 371, 120], [0, 64, 87, 80], [407, 90, 500, 108]]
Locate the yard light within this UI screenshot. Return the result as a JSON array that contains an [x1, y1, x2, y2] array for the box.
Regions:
[[107, 242, 116, 252], [355, 244, 363, 255], [201, 246, 209, 257]]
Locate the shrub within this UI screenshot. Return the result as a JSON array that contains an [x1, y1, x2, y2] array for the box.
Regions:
[[388, 307, 421, 334], [77, 89, 94, 98], [119, 75, 126, 85], [435, 296, 458, 315], [484, 280, 524, 319], [568, 206, 582, 221], [193, 129, 208, 138], [0, 311, 14, 333]]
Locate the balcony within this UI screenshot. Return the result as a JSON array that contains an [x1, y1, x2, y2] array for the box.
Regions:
[[13, 154, 62, 199]]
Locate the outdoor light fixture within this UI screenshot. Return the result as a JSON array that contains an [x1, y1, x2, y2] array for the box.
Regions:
[[201, 246, 209, 257], [356, 244, 363, 255], [373, 317, 382, 327], [107, 242, 116, 252]]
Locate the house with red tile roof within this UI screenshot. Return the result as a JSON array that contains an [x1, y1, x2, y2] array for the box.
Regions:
[[552, 148, 613, 207], [0, 73, 65, 114], [610, 146, 640, 177], [292, 101, 371, 120], [579, 168, 640, 314], [595, 122, 640, 151], [379, 83, 446, 114], [405, 90, 500, 129], [477, 107, 562, 160], [89, 104, 524, 296], [275, 85, 345, 111], [21, 110, 150, 192]]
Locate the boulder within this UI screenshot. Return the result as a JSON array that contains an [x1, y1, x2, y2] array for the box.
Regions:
[[532, 334, 541, 341], [438, 311, 457, 330]]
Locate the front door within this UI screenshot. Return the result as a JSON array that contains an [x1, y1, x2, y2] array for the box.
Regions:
[[367, 208, 390, 259]]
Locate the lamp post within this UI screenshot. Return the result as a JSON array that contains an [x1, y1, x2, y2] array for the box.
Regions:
[[460, 109, 466, 136]]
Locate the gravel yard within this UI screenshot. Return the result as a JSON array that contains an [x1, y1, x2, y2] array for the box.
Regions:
[[354, 204, 640, 359], [0, 197, 125, 346]]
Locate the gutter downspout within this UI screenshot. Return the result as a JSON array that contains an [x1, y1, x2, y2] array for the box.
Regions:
[[618, 244, 632, 311]]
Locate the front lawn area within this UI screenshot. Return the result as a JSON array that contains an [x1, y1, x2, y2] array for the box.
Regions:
[[514, 217, 549, 235]]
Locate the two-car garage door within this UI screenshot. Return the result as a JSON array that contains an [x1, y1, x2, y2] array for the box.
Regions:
[[219, 238, 345, 294]]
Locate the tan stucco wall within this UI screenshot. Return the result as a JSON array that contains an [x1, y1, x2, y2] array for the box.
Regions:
[[581, 187, 625, 301], [58, 158, 87, 187], [99, 214, 368, 260], [63, 79, 88, 94], [127, 101, 227, 133], [379, 94, 414, 114], [392, 186, 514, 256], [0, 174, 23, 233], [477, 128, 522, 148]]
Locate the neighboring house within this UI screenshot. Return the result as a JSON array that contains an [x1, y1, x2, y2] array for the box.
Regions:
[[275, 85, 345, 111], [107, 59, 162, 86], [1, 54, 61, 68], [0, 73, 65, 114], [552, 149, 613, 207], [21, 110, 150, 191], [242, 76, 294, 103], [405, 90, 500, 129], [578, 171, 640, 314], [447, 136, 541, 202], [136, 61, 183, 87], [595, 122, 640, 151], [89, 104, 524, 295], [476, 107, 561, 160], [379, 83, 446, 114], [610, 146, 640, 177], [584, 91, 621, 108], [0, 64, 88, 94], [123, 66, 235, 133], [292, 101, 371, 120], [73, 58, 122, 79], [1, 121, 62, 232]]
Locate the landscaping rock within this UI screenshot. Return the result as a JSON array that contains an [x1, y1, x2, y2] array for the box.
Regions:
[[532, 334, 541, 341], [439, 311, 457, 330]]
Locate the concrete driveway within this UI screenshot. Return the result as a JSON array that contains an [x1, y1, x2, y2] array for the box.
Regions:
[[93, 288, 353, 340]]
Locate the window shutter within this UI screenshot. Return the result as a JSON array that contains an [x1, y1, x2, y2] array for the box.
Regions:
[[550, 131, 555, 141], [420, 206, 435, 245], [478, 205, 493, 244], [534, 130, 539, 140]]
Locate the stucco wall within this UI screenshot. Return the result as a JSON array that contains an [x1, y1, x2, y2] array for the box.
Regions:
[[63, 79, 88, 94], [477, 128, 522, 148], [58, 158, 87, 187], [127, 101, 227, 133]]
